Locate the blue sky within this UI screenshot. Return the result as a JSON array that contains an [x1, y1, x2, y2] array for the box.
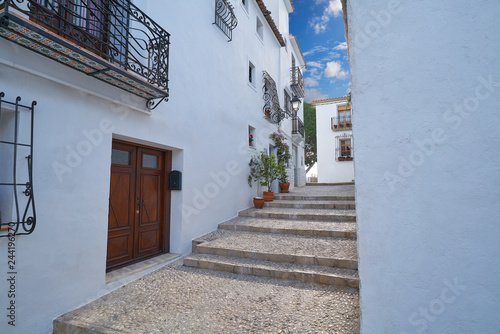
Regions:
[[289, 0, 349, 102]]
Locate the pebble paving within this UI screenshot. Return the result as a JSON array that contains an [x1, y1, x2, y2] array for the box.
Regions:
[[55, 259, 360, 333]]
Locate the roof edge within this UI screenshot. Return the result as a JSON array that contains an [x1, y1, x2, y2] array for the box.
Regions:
[[311, 96, 348, 106]]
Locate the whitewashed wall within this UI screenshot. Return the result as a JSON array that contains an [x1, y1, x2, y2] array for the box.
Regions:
[[0, 0, 302, 333], [315, 100, 354, 183], [347, 0, 500, 333]]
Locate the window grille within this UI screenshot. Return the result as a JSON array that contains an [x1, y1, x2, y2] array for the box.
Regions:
[[335, 133, 353, 161], [0, 93, 37, 237], [214, 0, 238, 41]]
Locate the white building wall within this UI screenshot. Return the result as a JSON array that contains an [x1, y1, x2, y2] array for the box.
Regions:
[[0, 1, 303, 333], [347, 0, 500, 333], [315, 100, 354, 183]]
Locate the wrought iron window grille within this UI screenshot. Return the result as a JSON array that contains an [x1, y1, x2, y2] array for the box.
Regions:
[[262, 71, 285, 124], [290, 66, 305, 99], [214, 0, 238, 41], [331, 116, 352, 130], [335, 133, 353, 161], [292, 116, 304, 138], [0, 0, 170, 110], [0, 93, 37, 237], [284, 90, 292, 118]]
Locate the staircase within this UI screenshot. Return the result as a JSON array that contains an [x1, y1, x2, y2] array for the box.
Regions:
[[183, 190, 359, 289]]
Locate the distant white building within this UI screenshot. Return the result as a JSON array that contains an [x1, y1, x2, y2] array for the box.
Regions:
[[312, 97, 354, 184], [0, 0, 306, 332]]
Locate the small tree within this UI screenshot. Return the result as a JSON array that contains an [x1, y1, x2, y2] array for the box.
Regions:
[[270, 132, 291, 165], [276, 161, 288, 183], [248, 151, 279, 193]]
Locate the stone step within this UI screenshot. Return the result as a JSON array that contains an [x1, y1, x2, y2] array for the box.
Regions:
[[238, 207, 357, 222], [193, 230, 358, 270], [219, 216, 356, 239], [183, 253, 359, 288], [274, 194, 355, 201], [266, 200, 355, 210]]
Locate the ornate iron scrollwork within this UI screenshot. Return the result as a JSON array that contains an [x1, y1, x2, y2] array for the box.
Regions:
[[263, 71, 285, 124], [0, 93, 37, 237], [214, 0, 238, 41]]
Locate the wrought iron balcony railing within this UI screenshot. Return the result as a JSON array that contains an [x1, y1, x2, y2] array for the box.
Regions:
[[290, 66, 304, 99], [331, 116, 352, 130], [0, 0, 170, 110], [292, 116, 304, 138]]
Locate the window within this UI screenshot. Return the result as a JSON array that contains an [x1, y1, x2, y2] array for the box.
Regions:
[[248, 125, 255, 147], [332, 104, 352, 129], [248, 61, 255, 86], [256, 17, 263, 40], [284, 90, 292, 117], [242, 0, 248, 11], [340, 139, 351, 157], [335, 134, 353, 161]]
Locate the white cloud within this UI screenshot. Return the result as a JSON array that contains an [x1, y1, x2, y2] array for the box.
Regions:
[[303, 45, 329, 57], [305, 88, 328, 103], [334, 42, 347, 50], [307, 61, 324, 68], [304, 77, 319, 87], [324, 61, 349, 80], [310, 0, 343, 34], [307, 67, 322, 80]]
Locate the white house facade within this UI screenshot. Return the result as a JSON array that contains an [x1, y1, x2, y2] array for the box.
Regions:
[[312, 97, 354, 184], [0, 0, 306, 332], [343, 0, 500, 333]]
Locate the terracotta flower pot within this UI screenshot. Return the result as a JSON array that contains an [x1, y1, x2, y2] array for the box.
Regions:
[[253, 197, 265, 209], [263, 191, 274, 201], [279, 183, 290, 193]]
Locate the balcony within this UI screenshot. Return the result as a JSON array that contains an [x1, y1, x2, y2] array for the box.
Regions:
[[0, 0, 170, 110], [290, 66, 304, 99], [331, 116, 352, 131], [292, 116, 304, 142]]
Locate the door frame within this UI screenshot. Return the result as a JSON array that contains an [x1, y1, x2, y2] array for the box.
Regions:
[[107, 139, 172, 271]]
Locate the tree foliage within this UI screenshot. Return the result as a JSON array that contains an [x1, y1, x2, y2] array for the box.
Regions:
[[303, 101, 317, 172]]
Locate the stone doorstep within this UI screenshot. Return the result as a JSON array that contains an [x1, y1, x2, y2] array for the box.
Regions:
[[183, 254, 359, 288], [265, 201, 356, 210], [194, 244, 358, 270], [238, 208, 357, 222], [218, 221, 357, 239]]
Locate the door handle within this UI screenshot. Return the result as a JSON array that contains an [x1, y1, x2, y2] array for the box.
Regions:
[[137, 201, 145, 206]]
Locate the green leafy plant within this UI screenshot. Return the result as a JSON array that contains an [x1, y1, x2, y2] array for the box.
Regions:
[[270, 132, 291, 165], [260, 151, 279, 192], [248, 154, 263, 188], [277, 161, 288, 183]]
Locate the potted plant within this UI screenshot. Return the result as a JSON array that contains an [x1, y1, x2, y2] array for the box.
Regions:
[[338, 156, 346, 161], [346, 156, 353, 161], [249, 134, 253, 147], [277, 161, 290, 193], [346, 122, 351, 127], [334, 124, 338, 128], [248, 154, 265, 208], [260, 151, 278, 201], [339, 123, 344, 128]]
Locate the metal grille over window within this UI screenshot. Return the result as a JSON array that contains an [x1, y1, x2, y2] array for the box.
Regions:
[[0, 93, 37, 237], [0, 0, 170, 110], [335, 133, 353, 161], [214, 0, 238, 41], [262, 71, 285, 124], [284, 90, 292, 118], [290, 66, 305, 98]]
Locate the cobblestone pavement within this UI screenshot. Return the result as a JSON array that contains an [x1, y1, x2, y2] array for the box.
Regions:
[[56, 185, 360, 333], [56, 258, 360, 333]]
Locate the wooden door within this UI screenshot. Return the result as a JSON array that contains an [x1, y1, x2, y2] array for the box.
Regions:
[[107, 141, 171, 271]]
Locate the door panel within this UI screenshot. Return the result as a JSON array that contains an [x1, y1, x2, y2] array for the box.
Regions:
[[107, 141, 170, 271]]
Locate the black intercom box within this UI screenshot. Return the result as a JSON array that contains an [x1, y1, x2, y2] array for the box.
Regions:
[[169, 170, 182, 190]]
